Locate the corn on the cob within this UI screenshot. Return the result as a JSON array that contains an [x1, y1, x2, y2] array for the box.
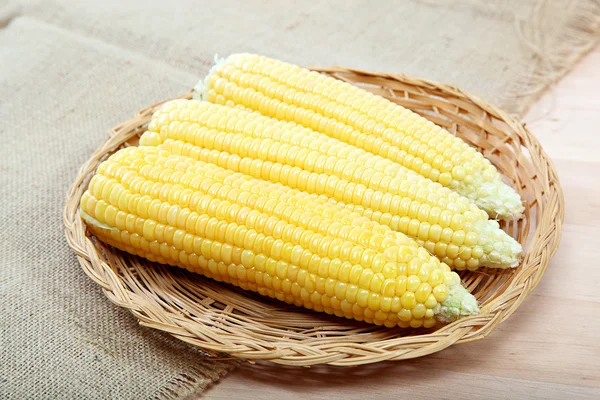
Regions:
[[142, 100, 521, 270], [197, 53, 524, 220], [81, 146, 479, 327]]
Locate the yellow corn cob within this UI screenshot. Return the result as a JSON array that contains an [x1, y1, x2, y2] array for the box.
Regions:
[[142, 100, 521, 270], [198, 53, 524, 220], [81, 146, 479, 327]]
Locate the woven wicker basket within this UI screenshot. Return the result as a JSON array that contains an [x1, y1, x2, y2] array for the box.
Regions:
[[64, 67, 564, 366]]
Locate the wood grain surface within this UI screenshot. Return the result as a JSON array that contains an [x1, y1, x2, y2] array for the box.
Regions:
[[201, 47, 600, 400]]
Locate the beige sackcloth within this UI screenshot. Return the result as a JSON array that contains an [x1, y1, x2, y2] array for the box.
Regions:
[[1, 0, 598, 398]]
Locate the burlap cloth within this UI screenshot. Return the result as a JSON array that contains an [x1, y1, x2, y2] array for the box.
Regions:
[[1, 0, 598, 398]]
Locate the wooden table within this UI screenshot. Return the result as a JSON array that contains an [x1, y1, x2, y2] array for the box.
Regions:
[[203, 48, 600, 399]]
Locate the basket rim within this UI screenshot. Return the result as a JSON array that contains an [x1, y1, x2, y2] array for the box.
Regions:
[[64, 67, 564, 366]]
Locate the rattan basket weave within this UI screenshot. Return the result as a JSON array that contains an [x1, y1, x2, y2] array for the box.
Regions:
[[64, 67, 564, 366]]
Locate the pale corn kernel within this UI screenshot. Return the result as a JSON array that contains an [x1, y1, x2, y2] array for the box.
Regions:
[[467, 258, 480, 270], [459, 247, 472, 261], [380, 296, 392, 312], [465, 232, 479, 246], [447, 244, 460, 259], [409, 318, 423, 328], [433, 284, 448, 302], [395, 276, 407, 296], [401, 291, 417, 310], [418, 263, 434, 282], [428, 269, 444, 287], [423, 318, 437, 328], [398, 308, 412, 322], [390, 297, 402, 313], [415, 283, 432, 303], [368, 293, 381, 311], [356, 289, 369, 308], [434, 242, 447, 257], [441, 227, 453, 243], [429, 224, 442, 241], [472, 246, 484, 259], [424, 294, 438, 309], [407, 258, 420, 275], [412, 304, 427, 319], [443, 271, 460, 286], [406, 275, 421, 292], [454, 258, 467, 270]]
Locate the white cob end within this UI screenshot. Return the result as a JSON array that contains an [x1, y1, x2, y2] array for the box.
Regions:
[[194, 54, 227, 101], [475, 219, 522, 268], [436, 283, 480, 323], [456, 176, 525, 221]]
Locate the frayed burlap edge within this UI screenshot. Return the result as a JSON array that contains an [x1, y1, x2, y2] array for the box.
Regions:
[[510, 0, 600, 116], [152, 364, 238, 400]]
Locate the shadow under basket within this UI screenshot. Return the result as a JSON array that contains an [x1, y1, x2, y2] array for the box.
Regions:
[[64, 67, 564, 366]]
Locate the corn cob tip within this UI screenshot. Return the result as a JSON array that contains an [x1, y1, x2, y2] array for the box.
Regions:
[[475, 220, 522, 269], [191, 83, 203, 101], [437, 283, 480, 323], [194, 54, 229, 101], [193, 77, 208, 101], [458, 177, 524, 221]]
